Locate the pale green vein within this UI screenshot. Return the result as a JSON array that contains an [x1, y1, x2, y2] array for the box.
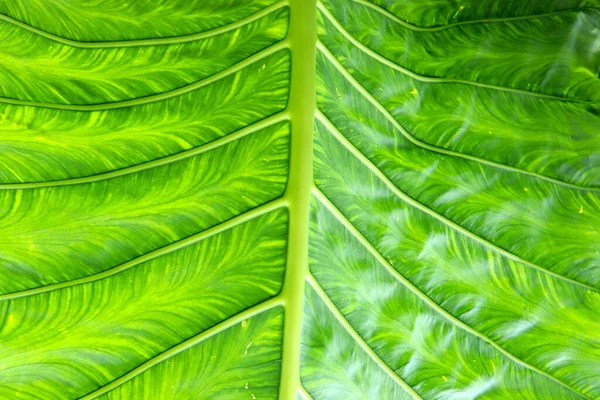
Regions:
[[317, 44, 600, 192], [311, 187, 590, 400], [298, 385, 314, 400], [0, 42, 288, 110], [317, 2, 596, 104], [315, 111, 600, 294], [0, 198, 287, 302], [0, 1, 288, 48], [353, 0, 596, 32], [0, 112, 289, 189], [278, 0, 316, 398], [306, 273, 423, 400], [80, 297, 284, 399]]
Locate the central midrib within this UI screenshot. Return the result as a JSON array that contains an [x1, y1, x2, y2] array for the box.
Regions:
[[278, 0, 317, 399]]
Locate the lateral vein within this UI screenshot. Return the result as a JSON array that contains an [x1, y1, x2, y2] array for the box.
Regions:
[[298, 385, 314, 400], [317, 3, 596, 104], [0, 41, 289, 111], [315, 112, 600, 294], [317, 44, 600, 192], [79, 297, 284, 399], [0, 1, 289, 48], [311, 188, 590, 400], [0, 198, 287, 302], [0, 112, 290, 190], [306, 273, 423, 400], [353, 0, 596, 32]]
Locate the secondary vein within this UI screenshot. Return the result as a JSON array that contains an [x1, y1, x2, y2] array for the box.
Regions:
[[0, 112, 289, 190], [79, 297, 284, 399], [311, 187, 590, 400], [315, 111, 600, 294], [0, 1, 289, 48], [0, 198, 287, 302], [298, 385, 314, 400], [306, 273, 423, 400], [317, 2, 596, 104], [317, 43, 600, 192], [0, 41, 289, 111], [353, 0, 596, 32]]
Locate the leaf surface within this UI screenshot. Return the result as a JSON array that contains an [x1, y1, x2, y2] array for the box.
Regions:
[[304, 1, 600, 399], [0, 1, 599, 399], [0, 2, 294, 398]]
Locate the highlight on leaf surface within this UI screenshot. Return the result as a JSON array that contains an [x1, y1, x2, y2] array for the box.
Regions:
[[0, 0, 598, 399]]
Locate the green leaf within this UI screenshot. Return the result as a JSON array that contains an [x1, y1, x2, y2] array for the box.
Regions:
[[1, 1, 599, 399], [0, 6, 289, 104], [306, 1, 600, 399], [0, 0, 282, 41]]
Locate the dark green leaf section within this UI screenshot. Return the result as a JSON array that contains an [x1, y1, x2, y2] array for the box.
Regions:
[[99, 308, 284, 400], [310, 115, 600, 398], [315, 41, 600, 289], [307, 196, 593, 399], [0, 0, 295, 398], [1, 0, 599, 398], [363, 0, 600, 26], [0, 8, 289, 104], [0, 51, 290, 183], [301, 283, 414, 400], [0, 0, 281, 41], [0, 122, 289, 294], [0, 210, 288, 399], [317, 8, 600, 187], [307, 0, 600, 399], [321, 0, 600, 101]]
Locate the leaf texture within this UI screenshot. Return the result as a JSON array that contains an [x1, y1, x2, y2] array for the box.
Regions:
[[98, 308, 285, 400], [361, 0, 600, 26], [0, 210, 287, 398], [304, 1, 600, 399], [0, 0, 281, 41], [0, 1, 295, 398], [0, 8, 288, 104], [0, 0, 599, 399]]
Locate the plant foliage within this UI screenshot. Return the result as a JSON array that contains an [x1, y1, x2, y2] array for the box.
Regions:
[[0, 0, 598, 399]]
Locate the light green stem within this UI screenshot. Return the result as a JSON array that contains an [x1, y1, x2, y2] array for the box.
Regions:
[[278, 0, 317, 398]]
